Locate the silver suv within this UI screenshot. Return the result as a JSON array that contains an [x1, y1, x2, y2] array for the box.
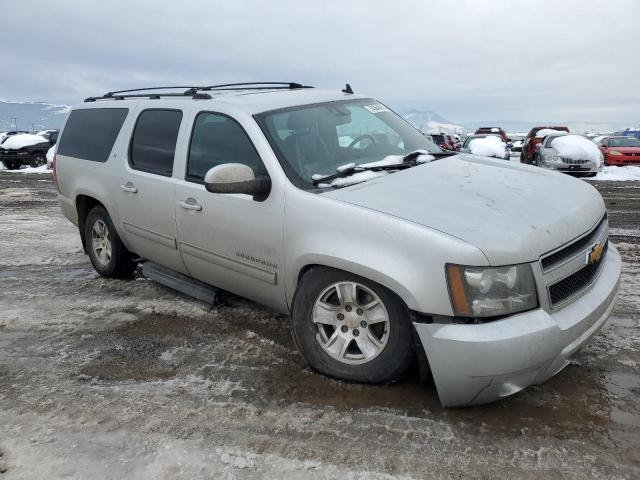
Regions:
[[54, 83, 621, 407]]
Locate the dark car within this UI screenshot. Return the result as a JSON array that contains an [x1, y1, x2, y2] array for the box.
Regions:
[[0, 133, 58, 169], [0, 130, 30, 144], [431, 133, 457, 151]]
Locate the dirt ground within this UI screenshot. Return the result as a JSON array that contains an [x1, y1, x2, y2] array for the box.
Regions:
[[0, 172, 639, 479]]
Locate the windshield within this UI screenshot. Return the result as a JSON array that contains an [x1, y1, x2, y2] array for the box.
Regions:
[[256, 99, 442, 189], [609, 137, 640, 147]]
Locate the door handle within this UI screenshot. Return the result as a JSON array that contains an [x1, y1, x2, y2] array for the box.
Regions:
[[178, 198, 202, 211], [120, 182, 138, 193]]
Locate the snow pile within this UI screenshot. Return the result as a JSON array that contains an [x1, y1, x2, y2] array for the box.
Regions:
[[595, 166, 640, 181], [1, 133, 47, 150], [550, 135, 603, 166], [512, 140, 523, 148], [536, 128, 566, 138], [3, 164, 51, 174], [468, 136, 506, 158], [317, 170, 388, 188], [46, 144, 57, 165], [359, 150, 435, 168]]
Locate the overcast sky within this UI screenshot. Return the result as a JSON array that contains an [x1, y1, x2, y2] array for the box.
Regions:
[[1, 0, 638, 124]]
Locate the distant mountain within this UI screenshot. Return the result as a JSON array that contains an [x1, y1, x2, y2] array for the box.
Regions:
[[0, 100, 70, 132], [403, 110, 464, 134]]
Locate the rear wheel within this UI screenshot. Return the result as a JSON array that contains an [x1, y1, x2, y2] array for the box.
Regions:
[[292, 267, 415, 384], [84, 206, 137, 278], [30, 153, 46, 168]]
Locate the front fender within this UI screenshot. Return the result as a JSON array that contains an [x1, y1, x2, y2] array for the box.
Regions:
[[284, 186, 488, 315]]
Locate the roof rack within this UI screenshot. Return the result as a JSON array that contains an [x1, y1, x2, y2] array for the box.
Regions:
[[84, 82, 313, 102]]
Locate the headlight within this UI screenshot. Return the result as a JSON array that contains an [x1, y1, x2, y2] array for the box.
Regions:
[[609, 150, 622, 156], [446, 264, 538, 318]]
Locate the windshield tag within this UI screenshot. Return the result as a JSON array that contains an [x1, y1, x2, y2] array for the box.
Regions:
[[363, 104, 390, 114]]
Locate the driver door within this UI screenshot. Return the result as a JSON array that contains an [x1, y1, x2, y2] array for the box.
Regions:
[[174, 111, 285, 310]]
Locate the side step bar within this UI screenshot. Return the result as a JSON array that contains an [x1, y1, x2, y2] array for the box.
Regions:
[[141, 262, 218, 305]]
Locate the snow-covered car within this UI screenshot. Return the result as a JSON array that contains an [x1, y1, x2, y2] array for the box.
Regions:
[[0, 130, 30, 145], [537, 133, 603, 176], [461, 134, 510, 160], [55, 82, 620, 407], [0, 133, 54, 169]]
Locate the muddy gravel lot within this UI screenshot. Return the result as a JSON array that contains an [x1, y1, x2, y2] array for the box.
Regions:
[[0, 172, 639, 479]]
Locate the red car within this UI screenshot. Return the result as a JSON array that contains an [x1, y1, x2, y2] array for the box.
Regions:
[[520, 126, 570, 165], [475, 127, 509, 145], [597, 136, 640, 166]]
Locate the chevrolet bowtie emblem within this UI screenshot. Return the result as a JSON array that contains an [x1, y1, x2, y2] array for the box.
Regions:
[[587, 242, 604, 265]]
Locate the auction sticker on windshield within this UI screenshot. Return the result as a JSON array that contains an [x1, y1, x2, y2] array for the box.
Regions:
[[363, 103, 390, 114]]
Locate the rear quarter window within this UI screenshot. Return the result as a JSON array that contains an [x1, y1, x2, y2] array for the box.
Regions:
[[57, 108, 129, 162]]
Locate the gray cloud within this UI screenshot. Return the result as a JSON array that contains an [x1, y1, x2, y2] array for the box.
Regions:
[[1, 0, 638, 123]]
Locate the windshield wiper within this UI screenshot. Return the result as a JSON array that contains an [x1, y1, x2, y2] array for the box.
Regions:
[[311, 150, 436, 186]]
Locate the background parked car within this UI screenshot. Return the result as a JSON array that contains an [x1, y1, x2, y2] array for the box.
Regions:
[[475, 127, 509, 145], [0, 133, 57, 169], [0, 130, 30, 145], [598, 136, 640, 166], [520, 126, 570, 164], [431, 133, 456, 150], [537, 133, 602, 176], [461, 134, 510, 159]]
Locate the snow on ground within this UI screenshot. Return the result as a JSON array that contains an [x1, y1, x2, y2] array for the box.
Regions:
[[0, 133, 47, 150], [596, 165, 640, 181], [1, 173, 639, 479], [551, 135, 604, 166], [468, 136, 507, 158], [0, 162, 51, 173]]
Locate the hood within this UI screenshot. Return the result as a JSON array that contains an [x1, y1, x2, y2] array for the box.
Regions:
[[323, 154, 605, 265]]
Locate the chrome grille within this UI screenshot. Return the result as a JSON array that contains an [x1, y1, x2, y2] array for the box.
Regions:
[[548, 241, 608, 306], [541, 213, 607, 272], [562, 158, 590, 165]]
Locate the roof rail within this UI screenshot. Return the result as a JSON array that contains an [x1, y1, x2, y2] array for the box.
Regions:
[[84, 82, 313, 102]]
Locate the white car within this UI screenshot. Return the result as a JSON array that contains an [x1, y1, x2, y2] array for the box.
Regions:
[[54, 82, 621, 407], [537, 133, 603, 177]]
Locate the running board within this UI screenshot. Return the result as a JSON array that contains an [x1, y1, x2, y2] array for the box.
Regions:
[[141, 262, 218, 305]]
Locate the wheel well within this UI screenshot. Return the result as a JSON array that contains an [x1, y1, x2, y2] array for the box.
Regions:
[[76, 195, 105, 253]]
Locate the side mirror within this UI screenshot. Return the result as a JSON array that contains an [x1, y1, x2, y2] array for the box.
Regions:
[[204, 163, 271, 199]]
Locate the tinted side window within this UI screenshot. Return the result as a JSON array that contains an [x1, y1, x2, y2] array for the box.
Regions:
[[57, 108, 128, 162], [130, 109, 182, 176], [186, 112, 265, 183]]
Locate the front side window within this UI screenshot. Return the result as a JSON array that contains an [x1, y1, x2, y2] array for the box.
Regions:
[[256, 99, 441, 189], [186, 112, 266, 183], [130, 109, 182, 176]]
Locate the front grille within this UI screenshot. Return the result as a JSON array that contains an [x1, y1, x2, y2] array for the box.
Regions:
[[541, 213, 607, 271], [548, 241, 608, 306], [562, 158, 590, 165]]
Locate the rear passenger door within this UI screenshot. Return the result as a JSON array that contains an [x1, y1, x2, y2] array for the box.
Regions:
[[114, 107, 187, 274]]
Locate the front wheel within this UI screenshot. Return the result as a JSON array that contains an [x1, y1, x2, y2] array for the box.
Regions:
[[291, 267, 415, 384], [84, 206, 137, 278]]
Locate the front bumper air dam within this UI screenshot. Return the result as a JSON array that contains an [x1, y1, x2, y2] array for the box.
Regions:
[[414, 244, 621, 407]]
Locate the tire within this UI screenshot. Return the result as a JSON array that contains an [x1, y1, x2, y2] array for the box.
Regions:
[[84, 206, 137, 278], [3, 160, 18, 170], [291, 267, 415, 384], [30, 152, 46, 168]]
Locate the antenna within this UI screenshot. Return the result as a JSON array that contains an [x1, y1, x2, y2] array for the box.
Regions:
[[342, 84, 354, 94]]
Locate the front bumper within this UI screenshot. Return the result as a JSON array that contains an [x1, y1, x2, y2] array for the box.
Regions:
[[414, 244, 621, 407], [0, 152, 29, 163], [607, 155, 640, 166], [543, 159, 600, 174]]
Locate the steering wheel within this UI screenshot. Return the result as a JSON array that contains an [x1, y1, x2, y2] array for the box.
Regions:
[[347, 134, 376, 154]]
